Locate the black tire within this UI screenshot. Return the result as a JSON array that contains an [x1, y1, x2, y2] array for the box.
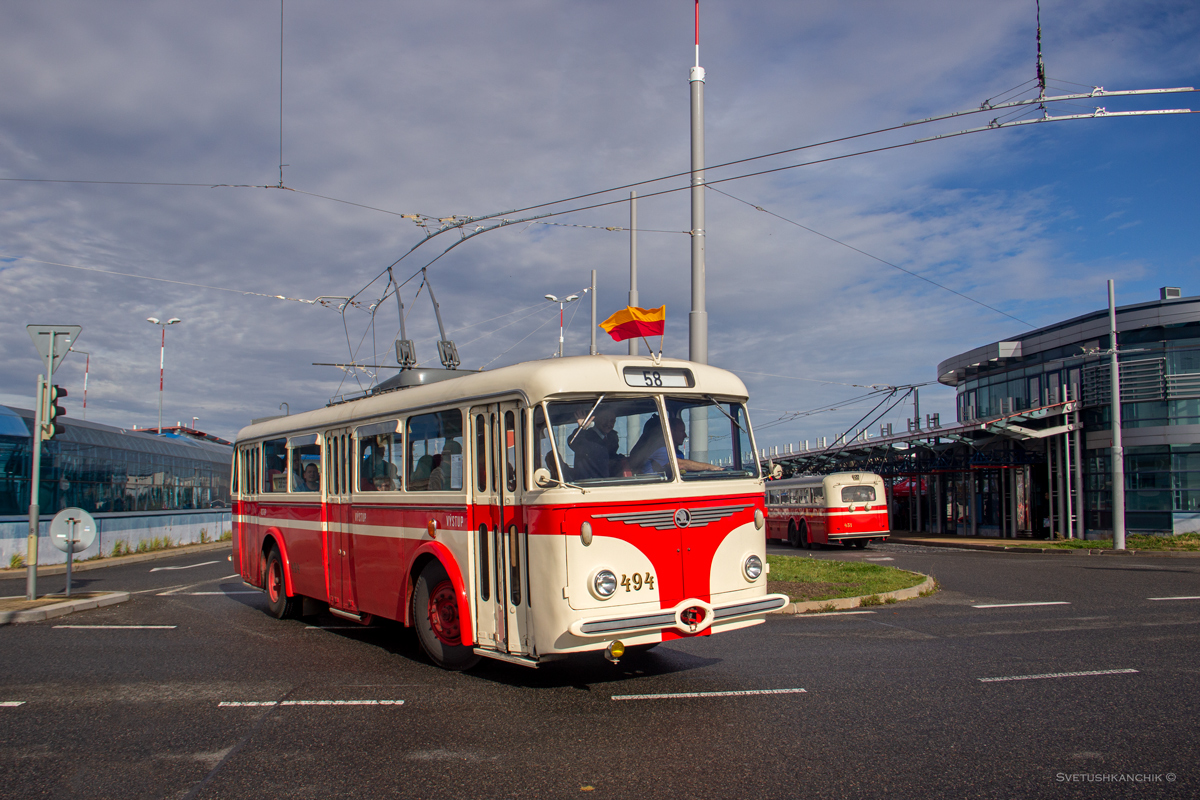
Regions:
[[853, 539, 868, 550], [787, 521, 802, 549], [799, 521, 810, 550], [412, 560, 480, 671], [265, 548, 300, 619]]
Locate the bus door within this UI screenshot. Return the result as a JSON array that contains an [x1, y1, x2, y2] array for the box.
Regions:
[[470, 402, 532, 655], [469, 407, 502, 649], [323, 427, 354, 612]]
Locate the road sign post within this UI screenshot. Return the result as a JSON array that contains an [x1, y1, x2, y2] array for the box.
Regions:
[[51, 508, 97, 598], [25, 325, 81, 600]]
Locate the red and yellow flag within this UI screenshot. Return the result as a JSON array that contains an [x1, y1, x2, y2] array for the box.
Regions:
[[599, 305, 665, 342]]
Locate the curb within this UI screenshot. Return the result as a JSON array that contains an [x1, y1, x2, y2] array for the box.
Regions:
[[888, 537, 1199, 557], [1, 542, 232, 577], [772, 573, 936, 615], [0, 592, 131, 625]]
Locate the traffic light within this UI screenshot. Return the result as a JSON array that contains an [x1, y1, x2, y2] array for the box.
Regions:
[[42, 384, 67, 440]]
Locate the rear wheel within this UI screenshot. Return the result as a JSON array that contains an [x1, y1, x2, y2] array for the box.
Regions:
[[787, 521, 802, 548], [412, 560, 480, 671], [265, 548, 300, 619], [853, 539, 868, 549], [798, 521, 810, 550]]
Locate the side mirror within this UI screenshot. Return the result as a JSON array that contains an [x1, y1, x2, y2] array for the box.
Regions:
[[770, 464, 783, 480], [533, 467, 553, 488]]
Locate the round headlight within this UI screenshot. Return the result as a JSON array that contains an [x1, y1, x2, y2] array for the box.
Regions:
[[743, 554, 763, 581], [593, 569, 617, 598]]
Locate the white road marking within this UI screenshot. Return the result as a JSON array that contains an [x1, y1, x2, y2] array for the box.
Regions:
[[801, 610, 877, 616], [1, 701, 25, 707], [865, 557, 894, 561], [219, 700, 404, 707], [174, 591, 260, 596], [54, 625, 176, 629], [150, 561, 220, 572], [305, 626, 370, 630], [220, 574, 241, 580], [972, 601, 1071, 609], [612, 688, 807, 701], [1148, 596, 1200, 601], [978, 668, 1138, 683]]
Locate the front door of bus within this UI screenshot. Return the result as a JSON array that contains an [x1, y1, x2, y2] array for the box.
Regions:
[[324, 427, 354, 612], [470, 403, 531, 655]]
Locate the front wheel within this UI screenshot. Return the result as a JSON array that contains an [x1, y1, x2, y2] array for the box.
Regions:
[[265, 548, 300, 619], [412, 560, 480, 671]]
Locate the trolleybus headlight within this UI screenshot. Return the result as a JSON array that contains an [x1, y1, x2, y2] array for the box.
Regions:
[[593, 570, 618, 598], [743, 554, 763, 581], [754, 509, 765, 529]]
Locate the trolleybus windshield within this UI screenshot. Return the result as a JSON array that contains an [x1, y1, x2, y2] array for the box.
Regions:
[[539, 395, 758, 486]]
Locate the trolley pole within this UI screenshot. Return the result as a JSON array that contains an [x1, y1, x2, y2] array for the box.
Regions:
[[590, 270, 597, 356], [1108, 280, 1126, 549]]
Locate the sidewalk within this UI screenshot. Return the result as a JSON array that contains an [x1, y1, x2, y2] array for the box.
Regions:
[[887, 532, 1199, 556]]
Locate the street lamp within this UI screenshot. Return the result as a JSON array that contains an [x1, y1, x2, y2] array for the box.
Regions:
[[544, 292, 582, 358], [146, 317, 181, 433]]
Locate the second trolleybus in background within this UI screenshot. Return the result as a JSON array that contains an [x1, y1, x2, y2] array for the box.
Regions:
[[765, 472, 890, 549], [231, 355, 788, 670]]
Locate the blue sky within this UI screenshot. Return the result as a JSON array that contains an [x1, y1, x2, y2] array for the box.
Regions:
[[0, 1, 1197, 446]]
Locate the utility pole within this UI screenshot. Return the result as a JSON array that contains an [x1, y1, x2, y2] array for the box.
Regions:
[[1108, 280, 1126, 549], [688, 0, 707, 367], [629, 191, 638, 357]]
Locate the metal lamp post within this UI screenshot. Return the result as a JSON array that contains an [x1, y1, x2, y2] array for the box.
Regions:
[[146, 317, 181, 433], [544, 293, 581, 358]]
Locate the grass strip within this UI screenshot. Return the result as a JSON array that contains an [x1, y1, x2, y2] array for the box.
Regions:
[[1009, 532, 1200, 552], [767, 555, 926, 603]]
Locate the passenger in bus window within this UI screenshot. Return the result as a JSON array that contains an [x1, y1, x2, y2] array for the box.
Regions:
[[570, 406, 619, 479], [301, 462, 320, 491]]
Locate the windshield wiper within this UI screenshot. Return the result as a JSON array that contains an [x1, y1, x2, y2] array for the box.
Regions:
[[567, 394, 606, 446]]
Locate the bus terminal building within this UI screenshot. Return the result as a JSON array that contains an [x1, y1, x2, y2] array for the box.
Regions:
[[1, 406, 233, 565], [766, 289, 1200, 539]]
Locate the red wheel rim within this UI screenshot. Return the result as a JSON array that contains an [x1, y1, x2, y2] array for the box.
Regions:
[[427, 579, 460, 645], [268, 559, 282, 604]]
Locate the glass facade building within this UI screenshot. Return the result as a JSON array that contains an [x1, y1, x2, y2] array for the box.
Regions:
[[0, 405, 232, 517]]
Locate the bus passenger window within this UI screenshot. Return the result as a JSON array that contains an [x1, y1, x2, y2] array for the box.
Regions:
[[408, 410, 465, 492], [504, 410, 520, 492], [355, 422, 402, 491], [262, 439, 287, 493]]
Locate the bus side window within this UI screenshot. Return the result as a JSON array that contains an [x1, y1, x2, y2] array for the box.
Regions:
[[475, 414, 487, 492]]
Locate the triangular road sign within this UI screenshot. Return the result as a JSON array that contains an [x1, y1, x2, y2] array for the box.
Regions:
[[27, 325, 82, 374]]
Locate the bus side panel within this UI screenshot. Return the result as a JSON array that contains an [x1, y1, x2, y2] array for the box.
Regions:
[[282, 503, 326, 600]]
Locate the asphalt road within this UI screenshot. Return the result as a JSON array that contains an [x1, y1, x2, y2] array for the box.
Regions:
[[1, 543, 1198, 799]]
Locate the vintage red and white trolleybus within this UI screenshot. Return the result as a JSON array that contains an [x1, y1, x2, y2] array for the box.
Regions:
[[765, 472, 890, 550], [231, 355, 789, 670]]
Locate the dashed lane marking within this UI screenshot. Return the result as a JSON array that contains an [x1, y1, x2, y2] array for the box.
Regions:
[[173, 591, 260, 596], [219, 700, 404, 707], [972, 601, 1071, 609], [800, 610, 877, 617], [1, 701, 25, 707], [865, 557, 894, 561], [612, 688, 807, 701], [978, 668, 1138, 683], [150, 561, 220, 572], [54, 625, 177, 629], [1148, 596, 1200, 601]]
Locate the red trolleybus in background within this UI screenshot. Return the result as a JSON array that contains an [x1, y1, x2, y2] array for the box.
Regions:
[[765, 472, 890, 550], [231, 355, 788, 670]]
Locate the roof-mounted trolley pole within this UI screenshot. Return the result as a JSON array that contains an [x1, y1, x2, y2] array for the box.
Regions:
[[423, 269, 460, 369], [688, 1, 709, 465], [390, 267, 417, 369]]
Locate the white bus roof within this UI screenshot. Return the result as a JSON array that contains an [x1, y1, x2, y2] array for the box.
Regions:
[[236, 354, 750, 443]]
